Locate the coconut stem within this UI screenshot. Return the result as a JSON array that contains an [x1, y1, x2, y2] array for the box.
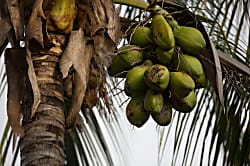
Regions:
[[114, 0, 149, 10], [114, 0, 171, 18]]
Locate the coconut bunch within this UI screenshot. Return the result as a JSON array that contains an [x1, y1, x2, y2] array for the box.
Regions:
[[108, 13, 207, 128]]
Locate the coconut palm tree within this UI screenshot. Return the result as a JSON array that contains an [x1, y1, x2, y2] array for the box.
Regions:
[[0, 0, 250, 165]]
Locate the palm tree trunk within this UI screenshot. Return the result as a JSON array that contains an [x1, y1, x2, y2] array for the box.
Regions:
[[20, 42, 65, 165]]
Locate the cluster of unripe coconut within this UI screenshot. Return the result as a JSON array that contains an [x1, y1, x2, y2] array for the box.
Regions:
[[108, 13, 207, 127]]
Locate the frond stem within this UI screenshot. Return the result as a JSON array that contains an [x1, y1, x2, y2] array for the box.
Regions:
[[114, 0, 149, 10], [114, 0, 170, 16]]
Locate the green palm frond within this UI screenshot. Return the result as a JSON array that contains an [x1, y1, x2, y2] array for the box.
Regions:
[[114, 0, 250, 165], [0, 122, 10, 165], [157, 0, 250, 165], [65, 109, 132, 166], [62, 73, 133, 166]]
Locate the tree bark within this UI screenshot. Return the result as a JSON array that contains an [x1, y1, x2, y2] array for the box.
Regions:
[[20, 42, 65, 166]]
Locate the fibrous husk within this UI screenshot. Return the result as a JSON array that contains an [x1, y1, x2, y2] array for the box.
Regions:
[[25, 0, 47, 118], [7, 0, 24, 41], [26, 0, 45, 48], [5, 48, 28, 138], [0, 18, 11, 55], [60, 29, 92, 128], [77, 0, 121, 67], [61, 0, 121, 127], [2, 0, 121, 129]]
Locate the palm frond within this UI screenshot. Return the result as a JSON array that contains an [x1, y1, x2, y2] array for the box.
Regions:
[[62, 71, 133, 166], [114, 0, 250, 165], [65, 107, 132, 166], [156, 0, 250, 165]]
